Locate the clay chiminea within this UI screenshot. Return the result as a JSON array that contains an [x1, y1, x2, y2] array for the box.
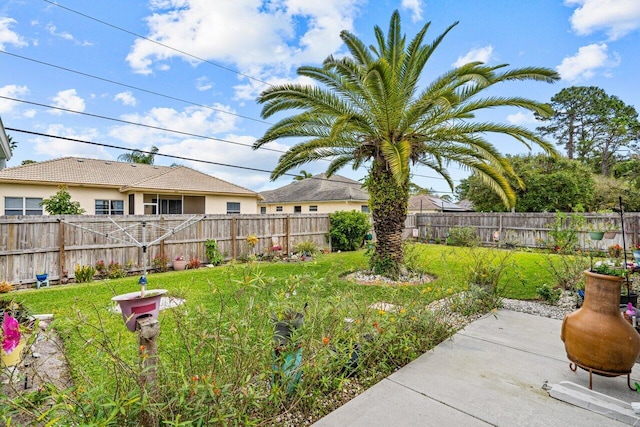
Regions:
[[561, 269, 640, 388]]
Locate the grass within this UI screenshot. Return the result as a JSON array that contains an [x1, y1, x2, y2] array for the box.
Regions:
[[0, 244, 582, 424]]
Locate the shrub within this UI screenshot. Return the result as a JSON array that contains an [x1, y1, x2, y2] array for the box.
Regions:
[[466, 247, 515, 294], [536, 284, 562, 304], [541, 253, 590, 291], [293, 240, 318, 256], [187, 257, 202, 269], [204, 239, 224, 266], [546, 212, 585, 253], [0, 280, 13, 293], [152, 254, 170, 272], [446, 226, 479, 247], [107, 261, 127, 279], [95, 260, 107, 277], [328, 210, 370, 251], [74, 264, 96, 283]]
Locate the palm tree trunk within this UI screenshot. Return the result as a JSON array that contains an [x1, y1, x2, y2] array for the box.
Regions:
[[368, 159, 409, 277]]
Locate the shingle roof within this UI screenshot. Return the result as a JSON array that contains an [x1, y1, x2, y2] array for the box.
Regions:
[[408, 194, 472, 212], [0, 157, 258, 196], [259, 173, 368, 203]]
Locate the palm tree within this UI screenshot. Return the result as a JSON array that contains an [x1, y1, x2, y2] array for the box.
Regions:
[[253, 10, 559, 277], [118, 145, 159, 164], [293, 170, 313, 181]]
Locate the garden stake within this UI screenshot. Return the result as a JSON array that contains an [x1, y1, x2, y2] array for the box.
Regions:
[[618, 196, 632, 299], [137, 317, 160, 427]]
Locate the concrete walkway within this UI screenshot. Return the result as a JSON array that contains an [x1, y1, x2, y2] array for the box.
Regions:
[[314, 310, 640, 426]]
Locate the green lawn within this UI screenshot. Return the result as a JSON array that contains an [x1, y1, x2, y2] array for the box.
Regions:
[[1, 244, 580, 424]]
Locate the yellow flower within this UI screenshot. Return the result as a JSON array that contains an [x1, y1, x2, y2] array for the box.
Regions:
[[378, 310, 386, 315]]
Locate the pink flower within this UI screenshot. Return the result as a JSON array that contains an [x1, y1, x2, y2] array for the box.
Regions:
[[2, 313, 21, 354]]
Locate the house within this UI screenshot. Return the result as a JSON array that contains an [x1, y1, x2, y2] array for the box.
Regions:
[[258, 173, 369, 214], [0, 157, 261, 216], [407, 194, 472, 213], [0, 117, 11, 170]]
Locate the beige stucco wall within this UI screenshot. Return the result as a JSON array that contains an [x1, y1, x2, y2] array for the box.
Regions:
[[0, 183, 127, 215], [0, 183, 259, 215], [206, 195, 259, 214], [258, 200, 369, 214]]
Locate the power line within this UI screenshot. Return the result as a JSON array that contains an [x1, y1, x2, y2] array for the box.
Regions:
[[0, 50, 272, 126], [6, 127, 289, 177], [43, 0, 272, 87], [0, 95, 459, 182], [0, 95, 283, 154]]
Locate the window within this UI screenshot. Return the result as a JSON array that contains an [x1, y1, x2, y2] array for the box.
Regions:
[[361, 205, 370, 213], [294, 206, 302, 213], [95, 200, 124, 215], [128, 194, 135, 214], [161, 199, 182, 214], [309, 205, 318, 212], [227, 202, 241, 214], [276, 206, 283, 212], [5, 197, 43, 215], [260, 206, 266, 214]]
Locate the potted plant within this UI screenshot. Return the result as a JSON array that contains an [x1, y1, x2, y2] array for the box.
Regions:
[[0, 300, 35, 367], [173, 256, 187, 271]]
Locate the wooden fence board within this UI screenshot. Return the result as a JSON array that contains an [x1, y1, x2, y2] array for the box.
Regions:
[[0, 214, 333, 287]]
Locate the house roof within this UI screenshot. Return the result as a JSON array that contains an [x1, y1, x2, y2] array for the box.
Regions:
[[0, 157, 258, 197], [259, 173, 368, 203], [408, 194, 472, 212]]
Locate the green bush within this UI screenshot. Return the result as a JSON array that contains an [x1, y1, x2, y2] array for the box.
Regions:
[[293, 240, 318, 256], [107, 261, 127, 279], [536, 284, 562, 304], [446, 226, 479, 247], [329, 211, 370, 251], [151, 254, 169, 272], [204, 239, 224, 265]]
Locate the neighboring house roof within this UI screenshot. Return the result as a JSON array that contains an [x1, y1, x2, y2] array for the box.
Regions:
[[0, 157, 258, 197], [408, 194, 472, 212], [456, 199, 475, 211], [259, 173, 368, 203]]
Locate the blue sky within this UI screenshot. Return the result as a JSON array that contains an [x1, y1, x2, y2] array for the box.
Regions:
[[1, 0, 639, 195]]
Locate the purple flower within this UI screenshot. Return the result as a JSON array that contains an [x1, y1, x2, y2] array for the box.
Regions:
[[2, 312, 21, 354]]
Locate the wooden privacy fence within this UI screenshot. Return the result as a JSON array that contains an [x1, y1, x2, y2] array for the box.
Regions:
[[411, 212, 640, 249], [0, 214, 330, 288]]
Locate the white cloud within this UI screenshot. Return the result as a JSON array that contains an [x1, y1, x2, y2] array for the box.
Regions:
[[108, 103, 240, 146], [566, 0, 640, 40], [23, 109, 37, 118], [114, 91, 137, 106], [401, 0, 424, 23], [163, 133, 287, 189], [49, 89, 86, 115], [452, 45, 494, 68], [32, 124, 110, 159], [0, 85, 29, 113], [45, 23, 74, 41], [556, 43, 619, 81], [195, 76, 213, 91], [125, 0, 362, 95], [0, 17, 28, 49], [506, 111, 537, 126]]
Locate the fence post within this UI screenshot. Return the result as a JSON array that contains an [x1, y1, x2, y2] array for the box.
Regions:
[[59, 220, 65, 282]]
